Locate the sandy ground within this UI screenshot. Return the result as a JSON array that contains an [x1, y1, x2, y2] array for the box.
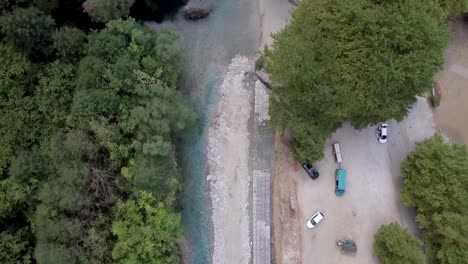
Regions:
[[207, 56, 253, 264], [258, 0, 294, 48], [273, 132, 301, 264], [272, 97, 436, 264], [434, 17, 468, 145]]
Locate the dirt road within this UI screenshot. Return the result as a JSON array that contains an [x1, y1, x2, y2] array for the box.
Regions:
[[434, 17, 468, 145], [275, 97, 435, 264]]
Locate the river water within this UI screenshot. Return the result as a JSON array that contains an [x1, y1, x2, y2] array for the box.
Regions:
[[155, 1, 260, 263]]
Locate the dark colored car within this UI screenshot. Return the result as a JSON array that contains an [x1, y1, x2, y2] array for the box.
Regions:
[[302, 163, 319, 180]]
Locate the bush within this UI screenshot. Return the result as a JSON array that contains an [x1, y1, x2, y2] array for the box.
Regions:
[[400, 136, 468, 264], [374, 223, 425, 264]]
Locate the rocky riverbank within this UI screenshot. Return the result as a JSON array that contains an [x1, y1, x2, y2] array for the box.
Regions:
[[207, 56, 253, 264]]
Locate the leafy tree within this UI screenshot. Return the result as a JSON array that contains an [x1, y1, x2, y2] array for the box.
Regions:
[[36, 61, 77, 129], [84, 20, 182, 87], [53, 27, 87, 62], [9, 148, 48, 183], [0, 178, 32, 218], [123, 154, 180, 203], [265, 0, 449, 162], [0, 43, 30, 81], [122, 70, 195, 157], [83, 0, 135, 22], [374, 222, 425, 264], [0, 7, 55, 60], [34, 130, 115, 264], [0, 227, 33, 264], [111, 191, 182, 264], [0, 44, 40, 173], [76, 56, 109, 91], [400, 135, 468, 264], [71, 89, 120, 119]]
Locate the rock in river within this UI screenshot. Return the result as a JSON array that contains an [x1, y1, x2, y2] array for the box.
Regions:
[[183, 0, 213, 20]]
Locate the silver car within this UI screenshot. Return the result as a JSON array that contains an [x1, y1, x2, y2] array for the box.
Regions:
[[306, 211, 324, 229], [377, 123, 388, 144]]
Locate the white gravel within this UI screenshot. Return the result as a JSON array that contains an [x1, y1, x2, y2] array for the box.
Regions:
[[207, 56, 253, 264]]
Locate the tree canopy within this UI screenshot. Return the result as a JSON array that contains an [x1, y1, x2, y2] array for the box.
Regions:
[[83, 0, 135, 23], [265, 0, 449, 162], [0, 7, 55, 60], [400, 136, 468, 264], [112, 191, 182, 264], [0, 1, 193, 262], [374, 222, 425, 264]]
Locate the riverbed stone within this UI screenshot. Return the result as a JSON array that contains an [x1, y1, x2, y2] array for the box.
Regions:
[[183, 0, 213, 20]]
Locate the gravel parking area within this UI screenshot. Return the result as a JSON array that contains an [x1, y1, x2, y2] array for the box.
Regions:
[[290, 97, 435, 264]]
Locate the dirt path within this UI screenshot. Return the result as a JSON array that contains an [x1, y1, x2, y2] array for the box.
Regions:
[[258, 0, 293, 48], [273, 132, 300, 264], [434, 17, 468, 145]]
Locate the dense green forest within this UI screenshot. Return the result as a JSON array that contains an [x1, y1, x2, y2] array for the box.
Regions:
[[0, 0, 193, 263]]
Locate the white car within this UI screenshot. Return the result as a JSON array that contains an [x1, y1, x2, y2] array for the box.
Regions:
[[306, 211, 324, 229], [377, 123, 388, 144]]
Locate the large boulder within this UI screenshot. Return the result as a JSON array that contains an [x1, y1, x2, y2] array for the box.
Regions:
[[183, 0, 213, 20]]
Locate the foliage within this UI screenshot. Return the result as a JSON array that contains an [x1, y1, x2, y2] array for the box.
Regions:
[[9, 149, 49, 183], [124, 154, 180, 202], [0, 2, 191, 262], [374, 222, 425, 264], [123, 70, 195, 157], [34, 130, 116, 264], [0, 43, 30, 81], [53, 27, 87, 62], [434, 0, 468, 18], [0, 227, 33, 264], [112, 191, 182, 264], [265, 0, 449, 162], [0, 44, 36, 173], [0, 178, 32, 218], [0, 7, 56, 60], [83, 0, 135, 22], [400, 136, 468, 264]]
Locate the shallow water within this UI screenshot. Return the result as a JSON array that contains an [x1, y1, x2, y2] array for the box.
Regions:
[[171, 1, 259, 263]]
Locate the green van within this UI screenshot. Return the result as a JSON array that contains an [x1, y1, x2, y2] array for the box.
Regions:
[[335, 169, 346, 196]]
